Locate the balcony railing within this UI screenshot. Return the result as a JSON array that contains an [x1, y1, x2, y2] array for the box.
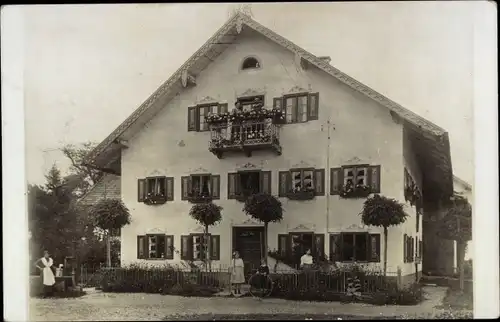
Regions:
[[209, 120, 282, 158]]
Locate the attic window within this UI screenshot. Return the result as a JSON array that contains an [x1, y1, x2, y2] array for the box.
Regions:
[[241, 57, 260, 70]]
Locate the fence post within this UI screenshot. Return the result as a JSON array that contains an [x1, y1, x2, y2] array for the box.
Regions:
[[396, 266, 402, 290]]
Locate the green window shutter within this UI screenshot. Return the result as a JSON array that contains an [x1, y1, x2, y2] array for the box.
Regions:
[[227, 172, 238, 199], [137, 235, 146, 259], [181, 235, 192, 260], [188, 106, 197, 131], [314, 168, 325, 196], [181, 176, 190, 200], [313, 234, 325, 258], [210, 235, 220, 260], [369, 234, 381, 262], [210, 175, 220, 199], [166, 177, 174, 201], [369, 165, 381, 193], [277, 234, 289, 257], [165, 235, 174, 260], [278, 171, 290, 197], [307, 92, 319, 120], [260, 171, 272, 194], [329, 234, 342, 262], [138, 179, 146, 202], [218, 103, 228, 114], [330, 168, 343, 195]]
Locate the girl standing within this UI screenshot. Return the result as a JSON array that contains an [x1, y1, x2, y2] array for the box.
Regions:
[[231, 251, 245, 295], [35, 250, 56, 297]]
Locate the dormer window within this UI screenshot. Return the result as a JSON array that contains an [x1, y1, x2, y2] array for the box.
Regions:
[[241, 57, 261, 70]]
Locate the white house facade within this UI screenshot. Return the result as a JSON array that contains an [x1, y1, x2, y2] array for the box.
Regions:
[[83, 13, 454, 283]]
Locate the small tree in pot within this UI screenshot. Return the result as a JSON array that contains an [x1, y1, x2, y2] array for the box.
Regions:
[[88, 198, 131, 267], [243, 192, 283, 264], [360, 194, 408, 277], [189, 202, 223, 271]]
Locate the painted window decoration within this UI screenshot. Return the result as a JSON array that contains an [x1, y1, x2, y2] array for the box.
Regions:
[[273, 92, 319, 123], [137, 176, 174, 205], [330, 165, 381, 198], [227, 170, 271, 201], [180, 234, 220, 261], [188, 103, 228, 132], [241, 57, 261, 70], [329, 233, 380, 262], [181, 174, 220, 203], [278, 168, 325, 200], [276, 233, 325, 267], [137, 234, 174, 260]]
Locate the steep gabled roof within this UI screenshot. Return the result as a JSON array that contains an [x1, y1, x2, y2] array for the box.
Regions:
[[83, 12, 454, 203], [453, 175, 472, 191], [78, 174, 121, 206]]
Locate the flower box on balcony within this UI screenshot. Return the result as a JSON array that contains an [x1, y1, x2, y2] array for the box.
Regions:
[[340, 184, 372, 199], [187, 193, 213, 204], [286, 189, 315, 200], [205, 107, 284, 125], [144, 193, 167, 205]]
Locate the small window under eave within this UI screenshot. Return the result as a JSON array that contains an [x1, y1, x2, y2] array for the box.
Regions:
[[241, 57, 260, 70]]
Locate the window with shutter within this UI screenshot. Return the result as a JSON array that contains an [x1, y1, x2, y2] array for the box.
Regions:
[[188, 106, 197, 131], [181, 176, 190, 200], [165, 235, 174, 260], [187, 174, 212, 202], [314, 234, 325, 258], [403, 234, 407, 263], [210, 175, 220, 199], [329, 234, 342, 261], [330, 168, 342, 195], [369, 234, 381, 262], [188, 103, 221, 132], [369, 165, 381, 193], [277, 234, 289, 257], [210, 235, 220, 260], [137, 235, 146, 259], [307, 92, 319, 120], [166, 177, 174, 201], [278, 171, 290, 197], [137, 179, 146, 202], [181, 235, 192, 260], [314, 169, 325, 196], [227, 172, 238, 199], [260, 171, 272, 194]]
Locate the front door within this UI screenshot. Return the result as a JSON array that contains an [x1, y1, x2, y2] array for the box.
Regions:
[[232, 226, 265, 278]]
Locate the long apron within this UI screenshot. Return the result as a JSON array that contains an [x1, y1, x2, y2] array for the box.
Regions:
[[41, 257, 56, 286]]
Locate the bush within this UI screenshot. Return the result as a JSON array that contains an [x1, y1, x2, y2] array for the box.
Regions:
[[99, 265, 222, 297]]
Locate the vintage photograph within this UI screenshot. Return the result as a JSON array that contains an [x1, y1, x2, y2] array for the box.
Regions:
[[11, 2, 489, 320]]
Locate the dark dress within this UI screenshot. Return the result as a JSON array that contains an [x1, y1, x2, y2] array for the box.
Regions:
[[257, 265, 270, 289]]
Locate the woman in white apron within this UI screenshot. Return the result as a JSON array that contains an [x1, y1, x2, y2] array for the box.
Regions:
[[35, 250, 56, 297], [230, 251, 245, 295]]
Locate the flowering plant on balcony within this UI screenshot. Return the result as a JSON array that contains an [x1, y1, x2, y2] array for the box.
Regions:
[[340, 181, 372, 199], [187, 191, 213, 203], [144, 192, 167, 205], [286, 186, 315, 200], [205, 107, 284, 124]]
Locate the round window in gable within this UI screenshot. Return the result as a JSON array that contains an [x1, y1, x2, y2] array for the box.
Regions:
[[241, 57, 261, 70]]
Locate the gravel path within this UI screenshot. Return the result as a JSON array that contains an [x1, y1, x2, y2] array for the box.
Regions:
[[29, 286, 449, 321]]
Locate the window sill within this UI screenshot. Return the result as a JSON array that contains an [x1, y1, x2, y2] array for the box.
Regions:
[[340, 186, 372, 199], [187, 195, 213, 204], [144, 196, 167, 205], [286, 190, 315, 200]]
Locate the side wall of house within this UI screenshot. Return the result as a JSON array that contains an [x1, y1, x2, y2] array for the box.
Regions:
[[119, 29, 407, 274]]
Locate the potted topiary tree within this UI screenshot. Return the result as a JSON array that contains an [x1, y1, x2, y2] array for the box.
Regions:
[[243, 192, 283, 264], [88, 198, 131, 267], [189, 202, 223, 271], [437, 194, 472, 291], [360, 194, 408, 277]]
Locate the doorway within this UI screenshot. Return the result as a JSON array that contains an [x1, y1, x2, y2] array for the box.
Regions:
[[232, 226, 265, 278]]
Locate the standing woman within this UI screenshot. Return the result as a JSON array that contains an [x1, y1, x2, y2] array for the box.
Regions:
[[231, 251, 245, 295], [35, 250, 56, 297]]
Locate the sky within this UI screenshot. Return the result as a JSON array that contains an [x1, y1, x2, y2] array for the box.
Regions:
[[23, 2, 475, 185]]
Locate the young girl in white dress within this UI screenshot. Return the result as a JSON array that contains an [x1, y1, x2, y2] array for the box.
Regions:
[[231, 251, 245, 295], [35, 250, 56, 297]]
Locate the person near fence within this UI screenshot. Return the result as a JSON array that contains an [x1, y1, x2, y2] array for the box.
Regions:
[[300, 249, 314, 270], [231, 251, 245, 294], [35, 250, 56, 297], [257, 258, 271, 293]]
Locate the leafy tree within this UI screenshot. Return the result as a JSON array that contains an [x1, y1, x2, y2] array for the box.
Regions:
[[88, 198, 131, 267], [243, 193, 283, 264], [189, 202, 223, 270], [60, 142, 104, 196], [360, 194, 408, 276], [437, 194, 472, 291]]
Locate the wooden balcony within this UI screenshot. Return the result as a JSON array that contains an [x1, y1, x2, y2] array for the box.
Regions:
[[209, 120, 282, 158]]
